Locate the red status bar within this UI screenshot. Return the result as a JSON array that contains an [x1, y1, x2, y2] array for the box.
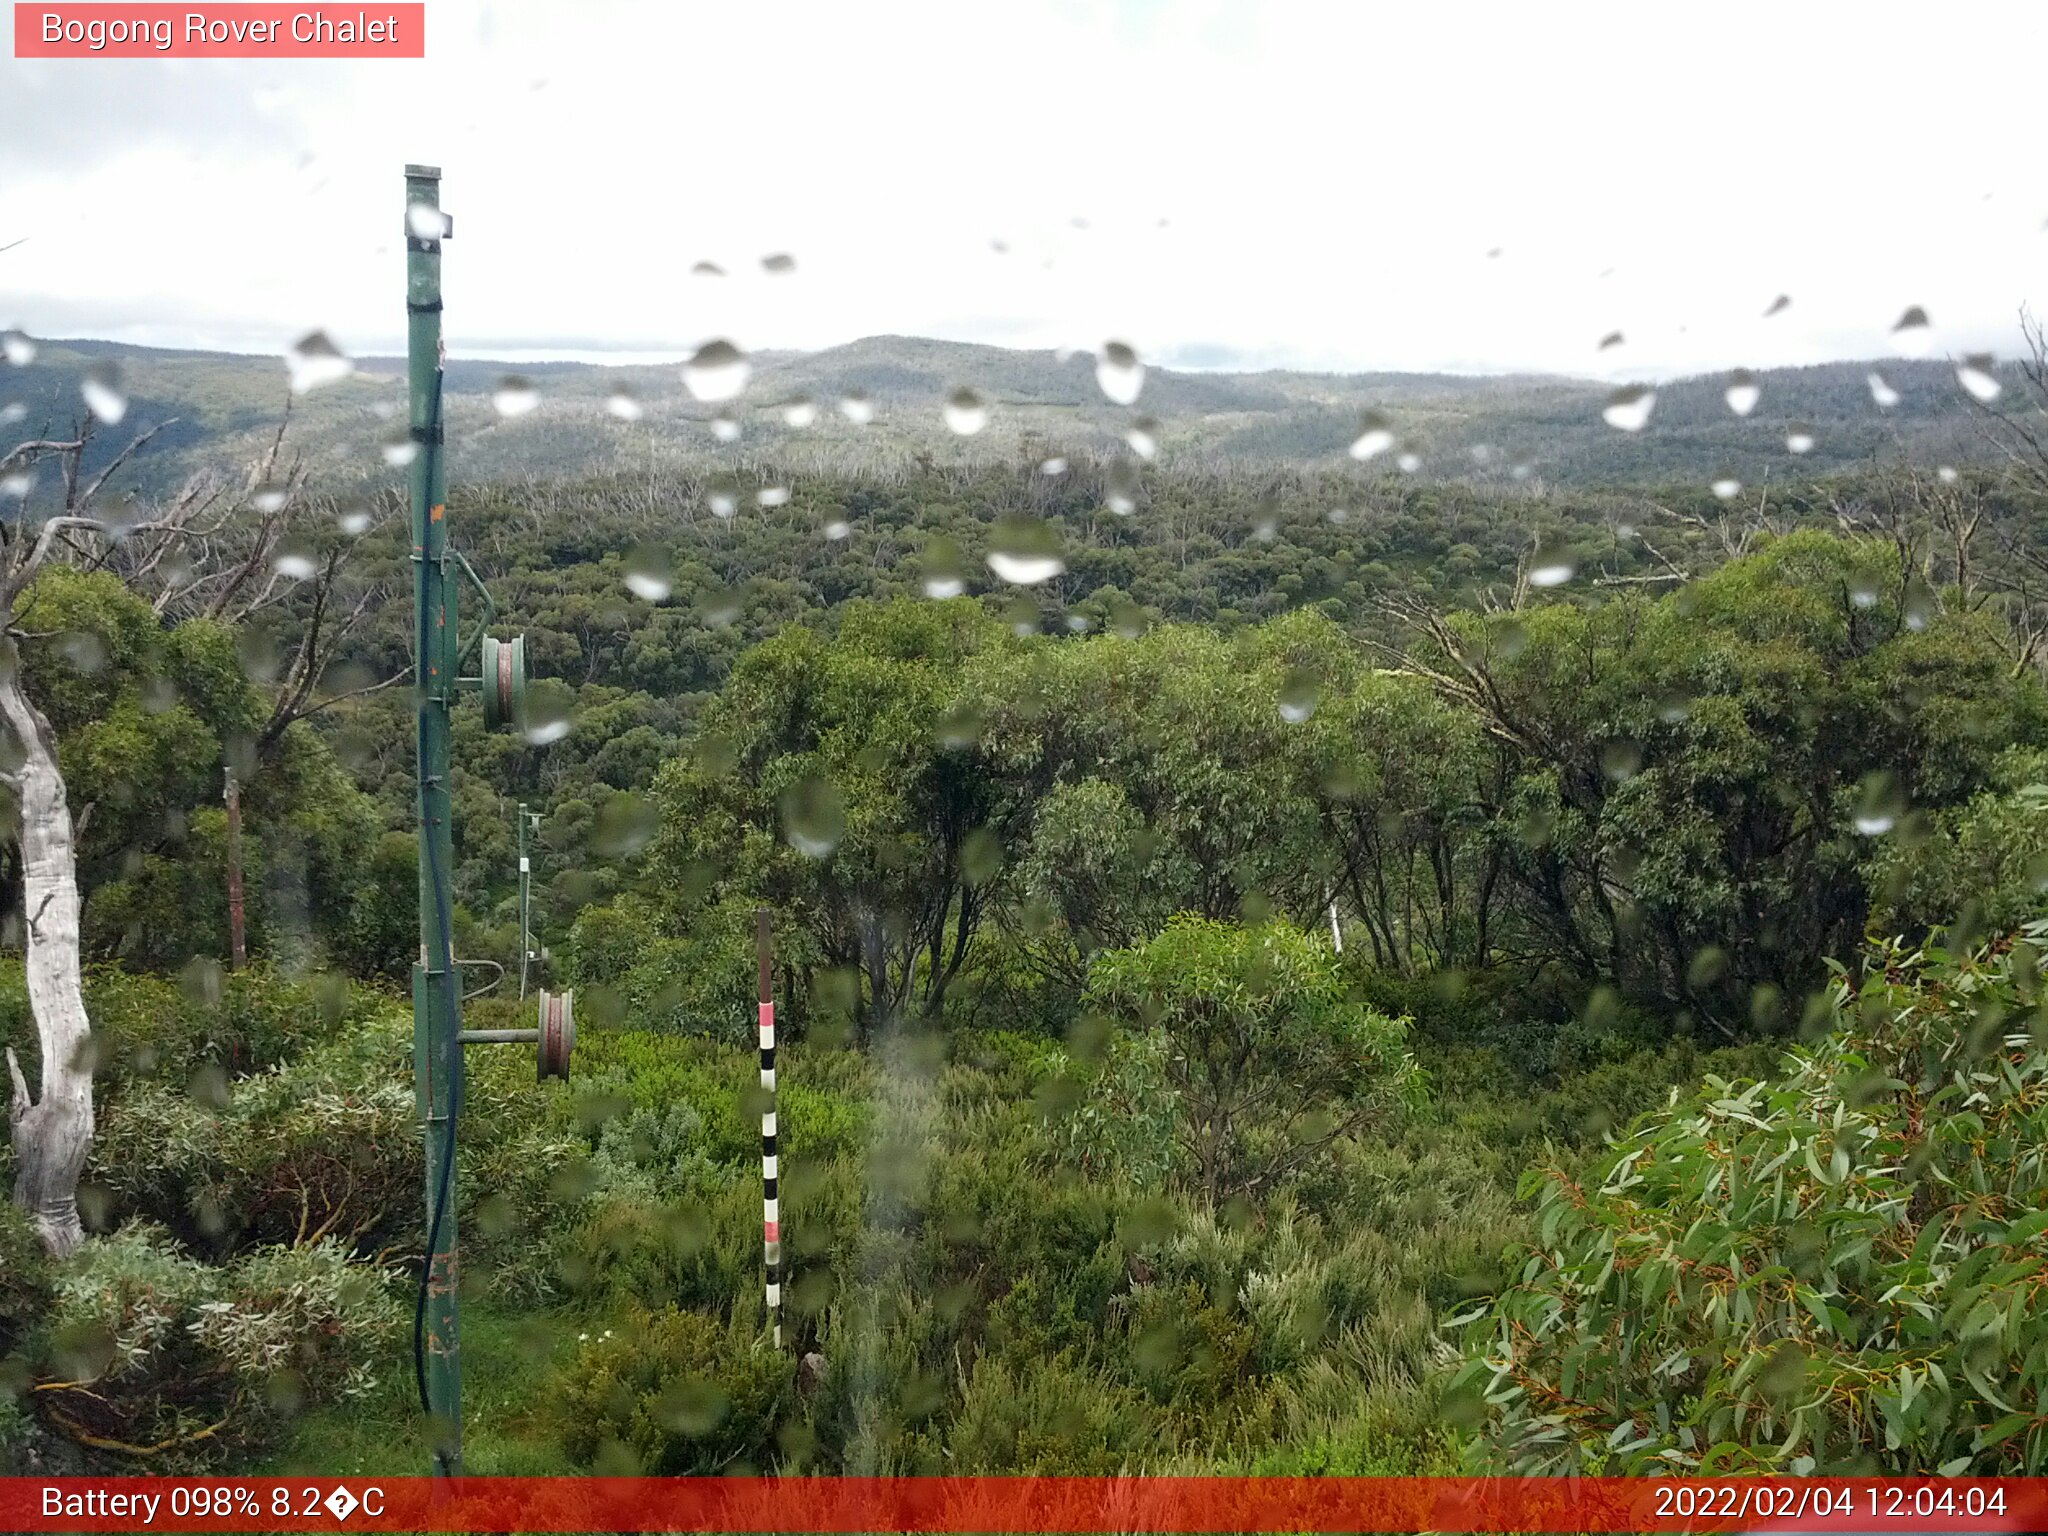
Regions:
[[4, 1476, 2045, 1533]]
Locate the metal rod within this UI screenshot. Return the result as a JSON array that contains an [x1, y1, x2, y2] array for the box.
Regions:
[[456, 1028, 539, 1045], [758, 908, 781, 1347], [223, 765, 246, 970], [517, 801, 530, 1000], [405, 160, 462, 1479]]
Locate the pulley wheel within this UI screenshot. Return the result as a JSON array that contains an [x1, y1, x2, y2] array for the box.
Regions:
[[480, 633, 526, 733], [536, 988, 574, 1080]]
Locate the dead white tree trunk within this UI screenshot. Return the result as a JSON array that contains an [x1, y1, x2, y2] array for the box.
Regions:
[[0, 647, 92, 1256]]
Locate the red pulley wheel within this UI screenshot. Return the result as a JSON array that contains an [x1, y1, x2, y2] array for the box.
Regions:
[[537, 988, 574, 1080]]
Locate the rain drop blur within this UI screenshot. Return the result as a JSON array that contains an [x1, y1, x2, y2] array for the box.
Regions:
[[1349, 410, 1395, 462], [839, 392, 874, 425], [921, 536, 969, 598], [683, 339, 749, 403], [782, 396, 818, 428], [1867, 372, 1900, 409], [1601, 385, 1654, 432], [781, 777, 845, 859], [1, 329, 36, 367], [81, 362, 127, 424], [1785, 427, 1815, 455], [1038, 456, 1067, 476], [1852, 772, 1905, 836], [1956, 355, 2001, 403], [711, 412, 741, 442], [943, 387, 989, 436], [492, 376, 540, 417], [1095, 341, 1144, 405], [1890, 305, 1932, 357], [605, 388, 644, 422], [272, 538, 318, 581], [1527, 544, 1576, 588], [286, 330, 353, 394], [757, 485, 791, 508], [1104, 459, 1140, 516], [1711, 477, 1742, 501], [1723, 369, 1760, 417], [623, 544, 674, 601], [986, 518, 1066, 585], [1277, 670, 1320, 724], [1125, 416, 1159, 461], [761, 252, 797, 275]]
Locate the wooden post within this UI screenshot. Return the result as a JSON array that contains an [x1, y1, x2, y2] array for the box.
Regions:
[[223, 765, 246, 970]]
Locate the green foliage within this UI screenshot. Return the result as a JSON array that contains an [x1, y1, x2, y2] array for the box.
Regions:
[[0, 1200, 53, 1354], [37, 1223, 400, 1461], [1867, 750, 2048, 945], [1453, 926, 2048, 1474], [553, 1306, 796, 1473], [1086, 917, 1424, 1200]]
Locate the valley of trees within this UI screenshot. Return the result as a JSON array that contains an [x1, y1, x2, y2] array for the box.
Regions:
[[3, 336, 2048, 1483]]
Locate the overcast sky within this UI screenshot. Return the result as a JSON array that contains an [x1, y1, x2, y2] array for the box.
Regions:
[[5, 0, 2046, 379]]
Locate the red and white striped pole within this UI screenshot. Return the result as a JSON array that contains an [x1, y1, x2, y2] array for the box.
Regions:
[[756, 908, 781, 1347]]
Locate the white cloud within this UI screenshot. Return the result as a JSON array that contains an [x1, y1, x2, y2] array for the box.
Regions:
[[4, 0, 2045, 377]]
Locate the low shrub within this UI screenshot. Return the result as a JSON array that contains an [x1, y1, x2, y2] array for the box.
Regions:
[[35, 1223, 400, 1462], [552, 1305, 795, 1473]]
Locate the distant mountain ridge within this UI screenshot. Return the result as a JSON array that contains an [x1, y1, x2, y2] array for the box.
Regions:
[[0, 333, 2016, 496]]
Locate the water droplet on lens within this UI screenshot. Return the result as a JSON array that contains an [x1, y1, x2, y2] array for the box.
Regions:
[[1723, 368, 1760, 417], [683, 339, 749, 402], [1106, 594, 1146, 638], [757, 484, 790, 508], [1104, 459, 1140, 516], [271, 537, 318, 580], [1711, 476, 1742, 500], [1278, 669, 1319, 724], [1125, 415, 1159, 461], [1890, 305, 1932, 356], [711, 412, 741, 442], [1656, 687, 1692, 724], [406, 203, 448, 240], [1852, 771, 1904, 836], [1038, 456, 1068, 476], [286, 329, 352, 394], [1602, 385, 1654, 432], [1349, 409, 1395, 461], [986, 517, 1065, 585], [943, 387, 988, 435], [823, 518, 851, 541], [251, 482, 289, 514], [493, 375, 540, 416], [606, 387, 644, 421], [781, 777, 845, 858], [1937, 464, 1958, 484], [1601, 740, 1643, 781], [1527, 543, 1576, 588], [338, 506, 371, 536], [381, 431, 418, 468], [1597, 330, 1624, 351], [783, 395, 818, 428], [0, 472, 30, 499], [623, 544, 673, 601], [81, 361, 127, 424], [0, 402, 24, 426], [1867, 371, 1900, 409], [592, 793, 660, 858], [761, 252, 797, 275], [1849, 575, 1880, 609], [690, 260, 725, 278], [1, 329, 36, 367], [839, 391, 874, 425], [1095, 341, 1144, 405], [921, 535, 969, 598], [1763, 294, 1791, 317], [1956, 354, 2001, 402], [1396, 452, 1421, 474], [1785, 427, 1815, 455], [705, 474, 741, 520]]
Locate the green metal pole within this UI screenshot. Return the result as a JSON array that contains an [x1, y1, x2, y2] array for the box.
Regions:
[[517, 801, 530, 1001], [405, 162, 462, 1477]]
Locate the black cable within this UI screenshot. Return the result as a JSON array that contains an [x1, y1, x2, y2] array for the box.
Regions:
[[410, 366, 464, 1476]]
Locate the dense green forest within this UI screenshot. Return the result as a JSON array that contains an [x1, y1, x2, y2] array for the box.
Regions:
[[4, 343, 2048, 1484]]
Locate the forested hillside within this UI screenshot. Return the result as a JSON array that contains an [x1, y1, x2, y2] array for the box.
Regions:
[[0, 334, 2019, 498], [4, 330, 2048, 1482]]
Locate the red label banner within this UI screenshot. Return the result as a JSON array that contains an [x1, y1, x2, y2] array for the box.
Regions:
[[13, 4, 425, 57], [1, 1476, 2045, 1533]]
